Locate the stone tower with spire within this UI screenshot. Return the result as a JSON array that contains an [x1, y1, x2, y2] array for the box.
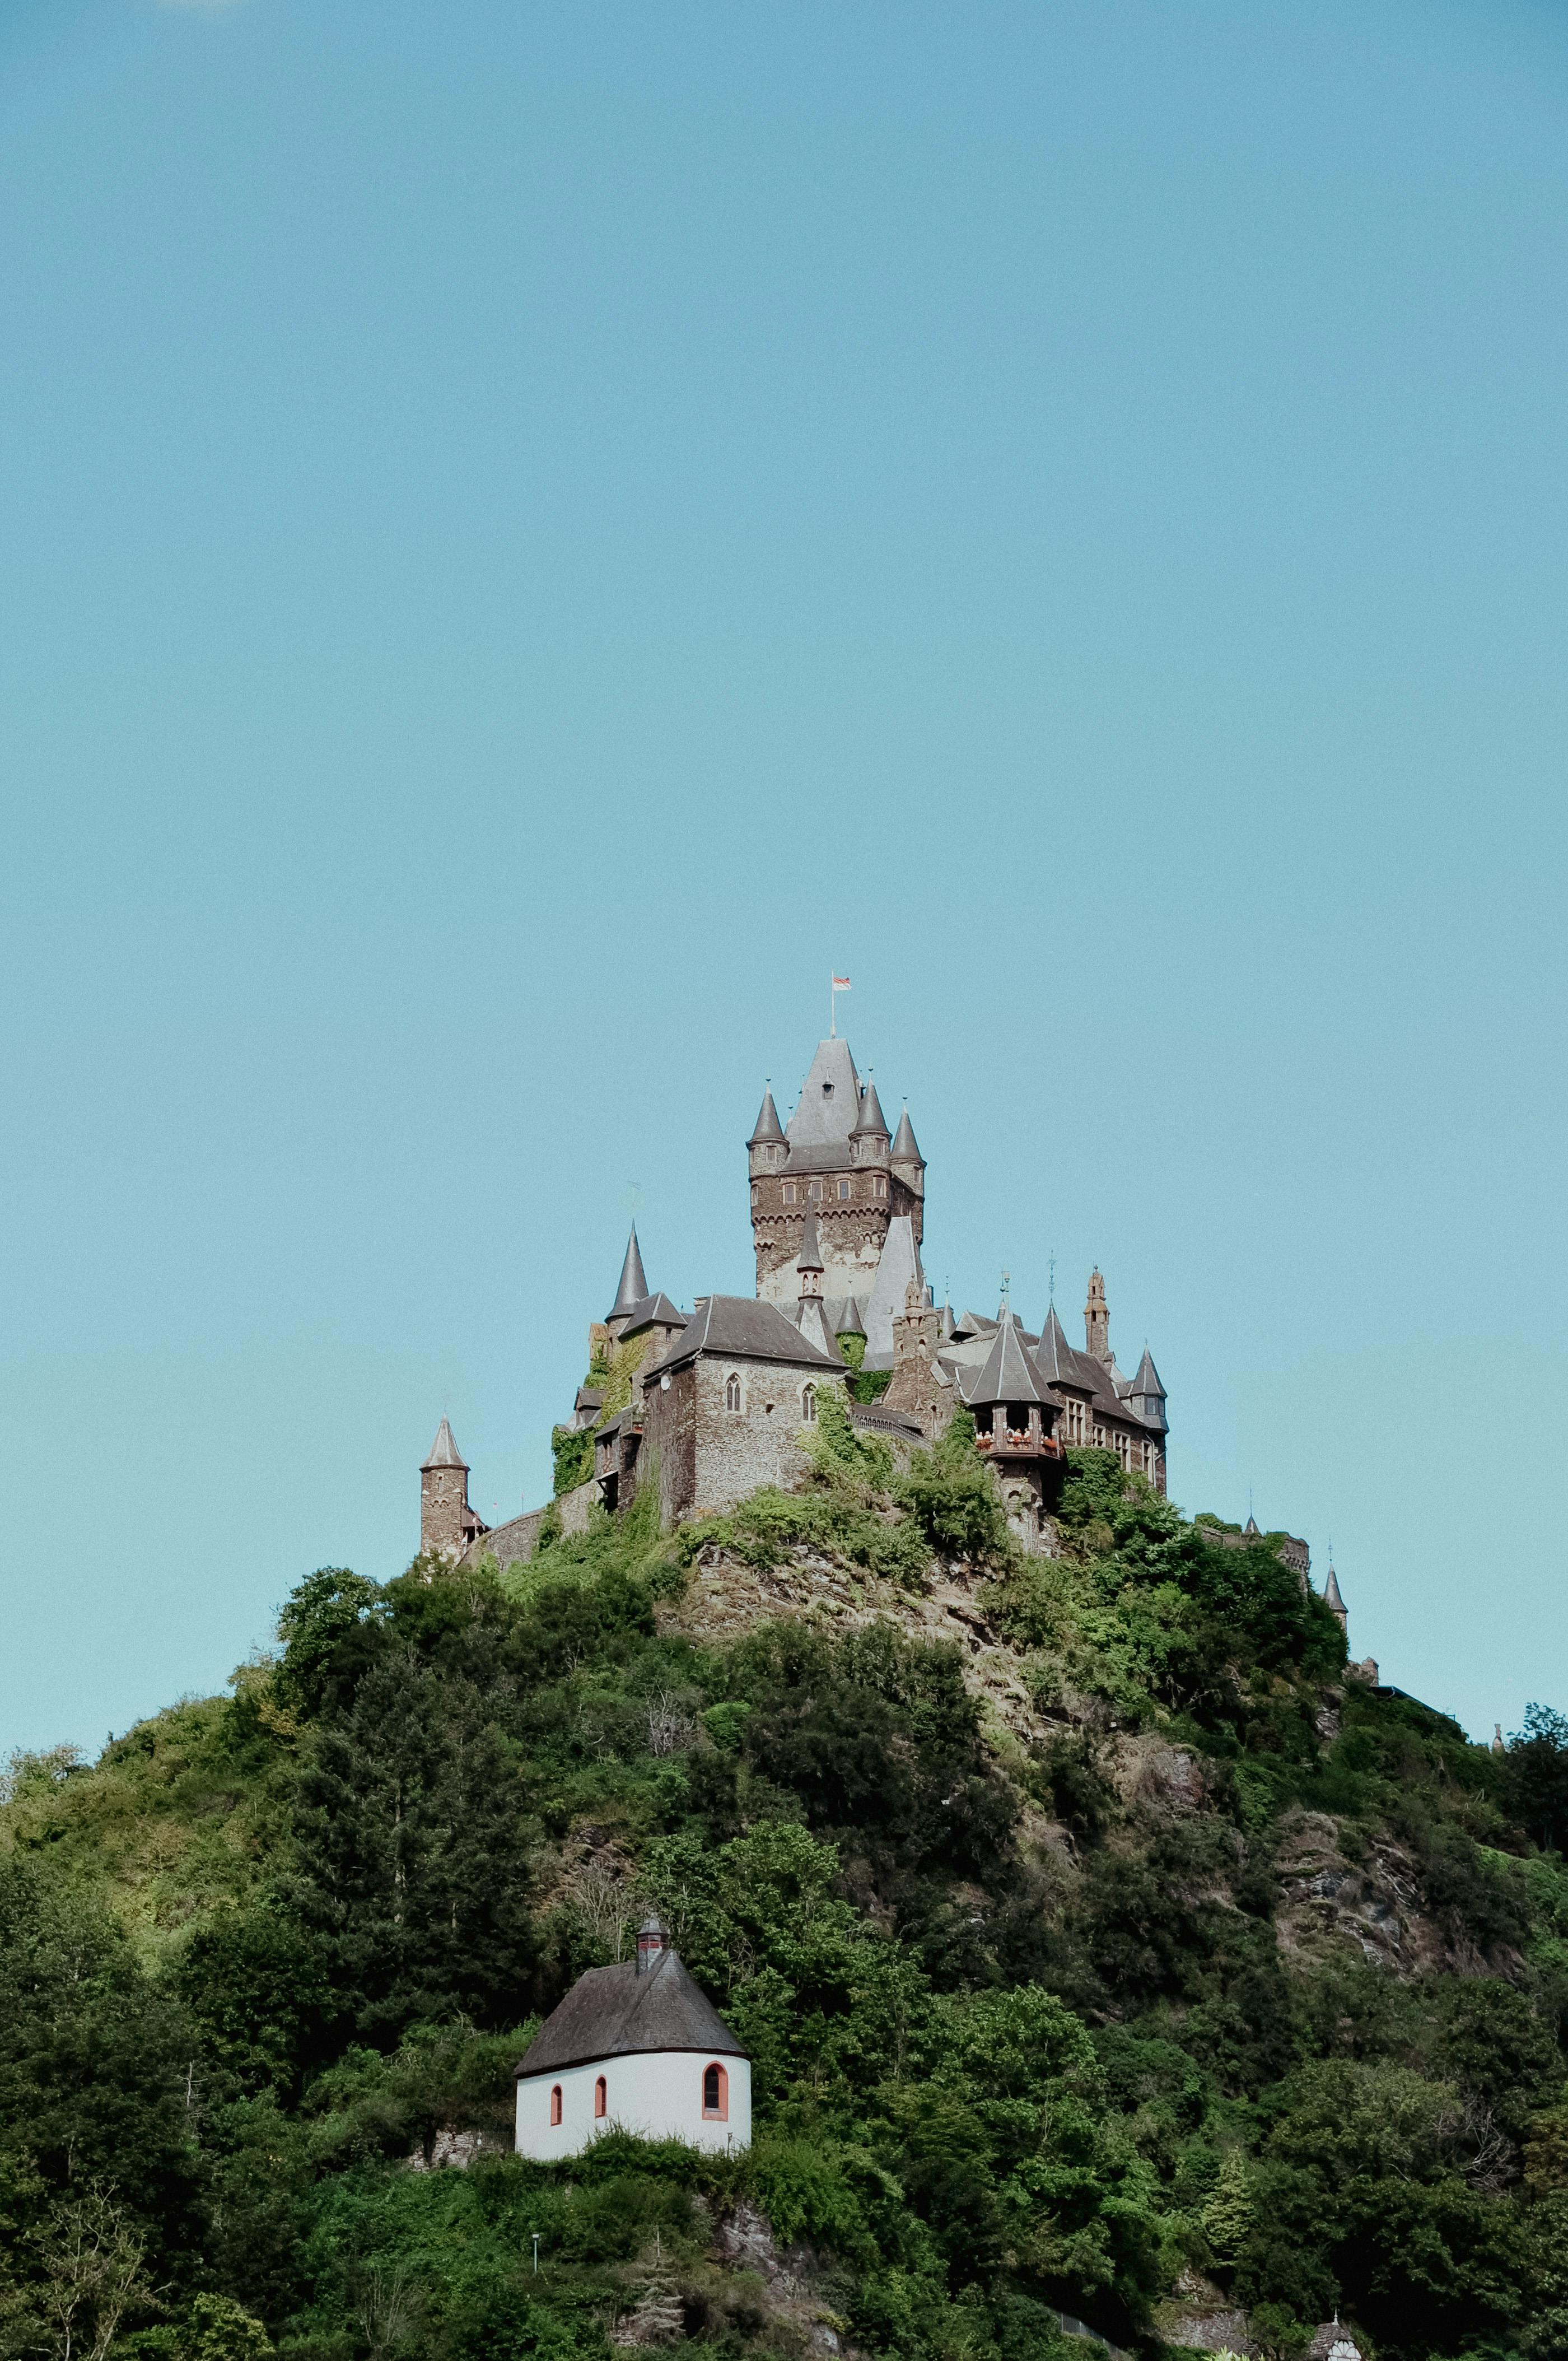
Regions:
[[421, 1418, 488, 1561], [748, 1038, 925, 1308]]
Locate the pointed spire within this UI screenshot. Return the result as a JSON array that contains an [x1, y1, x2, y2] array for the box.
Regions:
[[890, 1100, 922, 1163], [748, 1084, 785, 1147], [1322, 1564, 1346, 1617], [796, 1209, 825, 1273], [1034, 1303, 1074, 1382], [851, 1073, 889, 1138], [608, 1224, 650, 1321], [422, 1417, 467, 1472], [939, 1300, 956, 1342]]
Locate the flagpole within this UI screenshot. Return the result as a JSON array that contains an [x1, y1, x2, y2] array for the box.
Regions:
[[829, 972, 835, 1037]]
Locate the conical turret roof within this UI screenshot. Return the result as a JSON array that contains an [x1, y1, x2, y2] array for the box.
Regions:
[[796, 1209, 825, 1272], [422, 1417, 467, 1471], [851, 1075, 889, 1138], [939, 1301, 956, 1341], [970, 1311, 1045, 1408], [890, 1101, 923, 1163], [1322, 1565, 1346, 1615], [608, 1224, 650, 1321], [748, 1086, 785, 1147], [1130, 1345, 1165, 1399], [1033, 1303, 1075, 1384]]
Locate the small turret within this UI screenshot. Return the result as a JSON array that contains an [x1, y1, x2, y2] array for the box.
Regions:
[[850, 1073, 890, 1165], [606, 1224, 650, 1338], [889, 1101, 925, 1202], [1084, 1268, 1110, 1365], [747, 1084, 786, 1176], [796, 1209, 825, 1300], [1128, 1345, 1166, 1431], [1322, 1563, 1348, 1638], [421, 1418, 475, 1561]]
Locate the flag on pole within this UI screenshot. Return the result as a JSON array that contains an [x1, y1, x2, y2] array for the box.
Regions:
[[832, 975, 851, 990]]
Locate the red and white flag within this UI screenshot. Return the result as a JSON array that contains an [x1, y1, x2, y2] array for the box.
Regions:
[[832, 975, 851, 990]]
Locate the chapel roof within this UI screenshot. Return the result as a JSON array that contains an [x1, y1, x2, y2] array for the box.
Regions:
[[890, 1102, 923, 1163], [514, 1947, 745, 2079]]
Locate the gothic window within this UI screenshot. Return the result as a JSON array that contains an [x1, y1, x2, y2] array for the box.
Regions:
[[725, 1372, 742, 1413], [801, 1385, 816, 1423], [702, 2061, 728, 2120], [594, 2076, 607, 2119], [550, 2085, 562, 2126], [838, 1179, 851, 1200]]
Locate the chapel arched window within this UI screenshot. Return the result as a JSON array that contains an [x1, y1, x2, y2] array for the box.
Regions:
[[550, 2085, 562, 2126], [725, 1373, 742, 1412]]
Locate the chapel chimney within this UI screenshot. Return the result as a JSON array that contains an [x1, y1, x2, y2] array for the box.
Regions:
[[636, 1913, 668, 1974]]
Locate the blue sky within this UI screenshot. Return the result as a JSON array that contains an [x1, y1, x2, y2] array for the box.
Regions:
[[2, 0, 1565, 1754]]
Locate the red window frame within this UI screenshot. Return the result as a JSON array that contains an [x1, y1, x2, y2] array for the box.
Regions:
[[702, 2061, 729, 2121], [594, 2075, 607, 2118], [549, 2084, 562, 2126]]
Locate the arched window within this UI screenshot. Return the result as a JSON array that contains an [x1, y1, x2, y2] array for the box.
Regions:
[[837, 1179, 851, 1200], [801, 1385, 816, 1423], [725, 1372, 742, 1413], [549, 2084, 562, 2126], [594, 2075, 607, 2119], [702, 2061, 729, 2121]]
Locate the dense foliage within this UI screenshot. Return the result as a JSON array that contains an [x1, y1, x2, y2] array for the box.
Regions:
[[3, 1429, 1567, 2361]]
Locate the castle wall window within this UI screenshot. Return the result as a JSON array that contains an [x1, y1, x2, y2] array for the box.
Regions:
[[702, 2062, 729, 2121], [801, 1385, 816, 1423], [874, 1175, 887, 1198], [725, 1372, 743, 1412], [838, 1179, 851, 1200], [809, 1180, 823, 1202], [783, 1181, 799, 1204]]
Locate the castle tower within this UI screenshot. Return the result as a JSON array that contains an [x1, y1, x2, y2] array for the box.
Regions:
[[421, 1418, 473, 1561], [1084, 1268, 1110, 1365], [749, 1037, 925, 1306]]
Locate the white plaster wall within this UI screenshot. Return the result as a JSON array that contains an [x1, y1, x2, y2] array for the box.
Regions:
[[515, 2050, 752, 2161]]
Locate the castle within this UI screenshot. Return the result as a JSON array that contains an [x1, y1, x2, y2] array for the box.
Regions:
[[419, 1030, 1174, 1567]]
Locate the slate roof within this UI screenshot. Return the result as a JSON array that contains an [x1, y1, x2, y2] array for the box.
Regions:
[[618, 1293, 688, 1340], [1032, 1307, 1159, 1430], [608, 1226, 650, 1321], [796, 1210, 825, 1272], [1130, 1347, 1165, 1400], [969, 1312, 1046, 1408], [514, 1948, 745, 2079], [1322, 1566, 1346, 1615], [646, 1294, 843, 1377], [785, 1038, 862, 1149], [747, 1086, 785, 1147], [890, 1103, 923, 1162], [422, 1418, 466, 1471], [851, 1077, 889, 1138]]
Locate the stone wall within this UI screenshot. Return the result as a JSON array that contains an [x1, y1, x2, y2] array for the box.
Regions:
[[639, 1356, 848, 1524], [458, 1475, 599, 1576]]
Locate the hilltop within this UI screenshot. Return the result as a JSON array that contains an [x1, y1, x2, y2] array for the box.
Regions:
[[3, 1412, 1567, 2361]]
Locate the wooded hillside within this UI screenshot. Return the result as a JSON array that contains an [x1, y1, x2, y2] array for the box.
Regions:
[[4, 1406, 1567, 2361]]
